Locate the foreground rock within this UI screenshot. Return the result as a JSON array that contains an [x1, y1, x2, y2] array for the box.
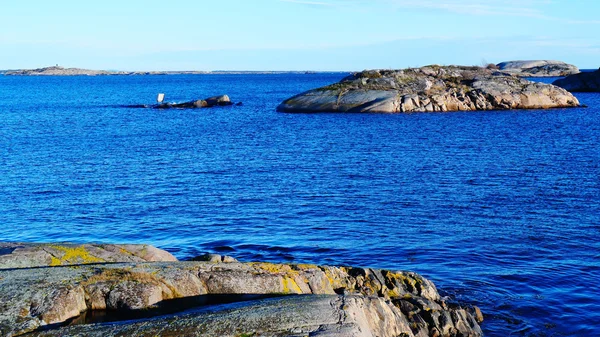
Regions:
[[277, 65, 580, 113], [496, 60, 580, 77], [553, 69, 600, 92], [0, 243, 483, 337]]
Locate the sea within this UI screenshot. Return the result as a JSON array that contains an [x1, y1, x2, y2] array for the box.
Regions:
[[1, 71, 599, 336]]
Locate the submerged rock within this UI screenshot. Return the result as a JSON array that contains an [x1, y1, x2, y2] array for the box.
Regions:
[[496, 60, 580, 77], [277, 66, 580, 113], [553, 69, 600, 92], [0, 242, 483, 337]]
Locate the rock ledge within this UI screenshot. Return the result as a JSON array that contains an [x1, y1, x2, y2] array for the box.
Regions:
[[0, 242, 483, 337]]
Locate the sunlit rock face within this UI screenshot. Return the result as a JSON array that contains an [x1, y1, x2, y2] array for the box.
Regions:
[[277, 66, 579, 114]]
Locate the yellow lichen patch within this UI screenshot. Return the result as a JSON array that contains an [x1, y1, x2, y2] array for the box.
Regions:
[[50, 256, 62, 266], [385, 288, 400, 298], [49, 245, 104, 265], [322, 267, 351, 289], [320, 268, 339, 288], [119, 247, 132, 256], [293, 263, 318, 271], [250, 262, 299, 278], [281, 276, 303, 294]]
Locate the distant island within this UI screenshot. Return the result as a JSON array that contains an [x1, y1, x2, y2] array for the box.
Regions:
[[495, 60, 579, 77], [2, 66, 341, 76], [2, 61, 580, 77]]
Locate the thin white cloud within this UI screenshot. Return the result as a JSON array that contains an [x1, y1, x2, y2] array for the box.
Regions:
[[288, 0, 600, 24], [379, 0, 548, 18], [278, 0, 334, 6]]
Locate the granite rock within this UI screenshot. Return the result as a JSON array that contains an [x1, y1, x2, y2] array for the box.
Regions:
[[553, 69, 600, 92], [0, 243, 483, 337], [277, 66, 580, 113]]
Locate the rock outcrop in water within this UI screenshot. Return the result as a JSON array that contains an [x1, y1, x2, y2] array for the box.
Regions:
[[0, 242, 483, 337], [125, 95, 238, 109], [154, 94, 234, 109], [277, 65, 580, 113], [496, 60, 580, 77], [552, 69, 600, 92]]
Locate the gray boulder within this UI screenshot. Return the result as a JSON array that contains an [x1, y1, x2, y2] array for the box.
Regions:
[[496, 60, 580, 77], [553, 69, 600, 92], [277, 66, 580, 113]]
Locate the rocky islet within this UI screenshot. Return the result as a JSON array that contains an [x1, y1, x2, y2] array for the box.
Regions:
[[277, 65, 580, 113], [553, 68, 600, 92]]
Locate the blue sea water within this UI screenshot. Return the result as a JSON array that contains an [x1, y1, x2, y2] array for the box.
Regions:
[[1, 73, 599, 336]]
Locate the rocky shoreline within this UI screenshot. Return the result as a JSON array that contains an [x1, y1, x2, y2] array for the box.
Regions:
[[0, 242, 483, 337], [277, 65, 580, 113]]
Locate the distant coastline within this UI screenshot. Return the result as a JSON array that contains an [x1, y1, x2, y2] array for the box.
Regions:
[[1, 66, 347, 76]]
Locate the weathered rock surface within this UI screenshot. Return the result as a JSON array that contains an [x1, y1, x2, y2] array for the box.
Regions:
[[26, 294, 480, 337], [0, 242, 177, 269], [277, 66, 580, 113], [0, 243, 483, 337], [496, 60, 580, 77], [553, 69, 600, 92]]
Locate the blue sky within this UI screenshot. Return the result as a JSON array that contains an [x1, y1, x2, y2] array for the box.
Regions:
[[1, 0, 599, 71]]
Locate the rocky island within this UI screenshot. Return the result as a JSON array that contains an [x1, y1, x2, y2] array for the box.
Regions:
[[495, 60, 580, 77], [0, 242, 483, 337], [553, 68, 600, 92], [3, 66, 160, 76], [277, 65, 580, 113]]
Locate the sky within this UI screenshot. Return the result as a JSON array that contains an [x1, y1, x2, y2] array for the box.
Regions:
[[1, 0, 599, 71]]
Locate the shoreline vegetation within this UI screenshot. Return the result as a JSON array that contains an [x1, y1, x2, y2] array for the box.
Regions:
[[0, 242, 483, 337]]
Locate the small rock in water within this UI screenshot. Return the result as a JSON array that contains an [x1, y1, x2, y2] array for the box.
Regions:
[[190, 253, 238, 263]]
